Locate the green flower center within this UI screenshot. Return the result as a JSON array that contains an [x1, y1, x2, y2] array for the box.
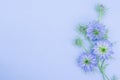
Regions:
[[84, 59, 90, 65], [93, 30, 99, 35], [99, 47, 107, 54]]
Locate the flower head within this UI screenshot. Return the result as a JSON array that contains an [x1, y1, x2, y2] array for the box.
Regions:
[[87, 21, 106, 41], [77, 53, 97, 72], [93, 40, 113, 60]]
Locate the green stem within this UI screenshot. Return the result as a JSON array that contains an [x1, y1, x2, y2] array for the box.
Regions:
[[104, 74, 110, 80], [83, 34, 93, 51], [82, 45, 88, 52], [98, 8, 102, 22], [101, 59, 105, 68], [98, 59, 110, 80], [98, 60, 106, 80]]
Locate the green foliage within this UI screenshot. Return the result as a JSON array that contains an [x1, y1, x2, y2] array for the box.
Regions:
[[96, 4, 106, 16], [95, 4, 106, 21], [104, 30, 109, 39], [77, 25, 87, 35], [75, 38, 83, 47], [104, 33, 108, 39]]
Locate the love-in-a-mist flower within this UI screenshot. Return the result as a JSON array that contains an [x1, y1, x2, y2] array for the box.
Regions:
[[77, 53, 97, 72], [87, 21, 106, 41], [93, 40, 113, 60]]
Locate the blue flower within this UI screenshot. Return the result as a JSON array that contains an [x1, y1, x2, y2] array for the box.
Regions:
[[93, 40, 113, 60], [87, 21, 106, 41], [77, 53, 97, 72]]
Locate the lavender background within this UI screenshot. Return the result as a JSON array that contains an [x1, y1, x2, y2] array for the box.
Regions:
[[0, 0, 120, 80]]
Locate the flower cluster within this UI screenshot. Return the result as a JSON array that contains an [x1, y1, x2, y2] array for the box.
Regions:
[[74, 4, 116, 80], [77, 21, 113, 72]]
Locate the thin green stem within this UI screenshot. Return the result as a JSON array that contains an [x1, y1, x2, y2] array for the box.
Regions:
[[98, 59, 110, 80], [83, 34, 93, 50], [104, 74, 110, 80], [82, 45, 89, 52], [98, 59, 106, 80], [101, 59, 105, 68], [98, 8, 102, 22]]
